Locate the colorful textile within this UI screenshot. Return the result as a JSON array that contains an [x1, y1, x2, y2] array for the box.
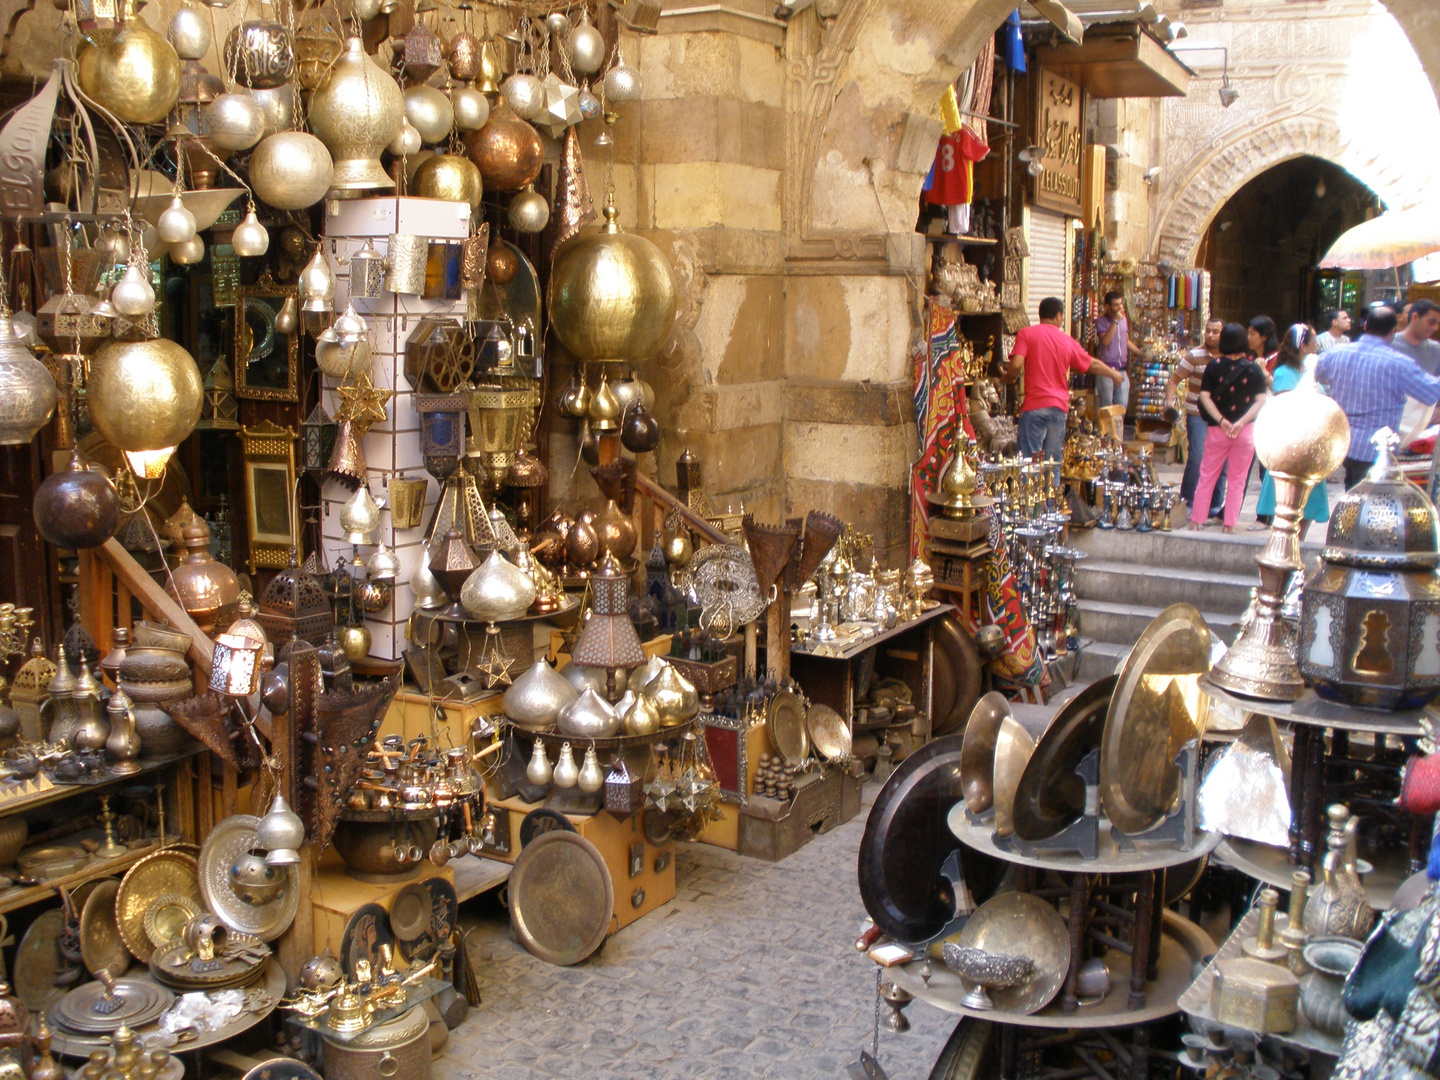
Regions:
[[924, 129, 990, 207], [984, 513, 1047, 688], [910, 301, 971, 558]]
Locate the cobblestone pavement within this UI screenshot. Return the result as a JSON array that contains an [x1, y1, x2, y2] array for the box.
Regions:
[[447, 788, 957, 1080]]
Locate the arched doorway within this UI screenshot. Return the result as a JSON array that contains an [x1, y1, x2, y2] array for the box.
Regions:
[[1195, 155, 1380, 330]]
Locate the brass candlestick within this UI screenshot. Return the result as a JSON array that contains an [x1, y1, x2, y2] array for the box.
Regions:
[[154, 782, 170, 846], [96, 795, 126, 858], [1209, 380, 1349, 700]]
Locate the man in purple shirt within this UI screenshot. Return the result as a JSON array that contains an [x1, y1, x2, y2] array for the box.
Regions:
[[1094, 290, 1145, 409]]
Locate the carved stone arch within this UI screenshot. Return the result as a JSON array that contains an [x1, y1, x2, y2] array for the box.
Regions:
[[1148, 111, 1414, 267]]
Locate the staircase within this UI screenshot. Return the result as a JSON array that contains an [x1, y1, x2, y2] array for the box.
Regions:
[[1066, 528, 1314, 683]]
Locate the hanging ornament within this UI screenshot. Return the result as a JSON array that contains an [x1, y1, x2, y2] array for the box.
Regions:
[[308, 37, 405, 198], [169, 236, 204, 265], [298, 250, 336, 313], [501, 73, 546, 122], [76, 10, 182, 125], [545, 11, 573, 37], [451, 84, 489, 131], [448, 32, 480, 81], [526, 739, 552, 785], [87, 338, 202, 478], [568, 11, 606, 76], [368, 541, 400, 581], [111, 261, 156, 317], [167, 6, 211, 60], [576, 84, 601, 121], [224, 19, 294, 89], [340, 485, 381, 545], [256, 794, 305, 865], [250, 85, 296, 136], [157, 195, 197, 245], [463, 100, 544, 191], [621, 401, 660, 453], [231, 208, 269, 257], [603, 49, 641, 102], [508, 185, 549, 233], [249, 131, 333, 210], [555, 127, 596, 246], [535, 73, 582, 141], [552, 742, 579, 788], [0, 315, 58, 447], [275, 296, 298, 335], [578, 746, 604, 793], [388, 121, 423, 158], [557, 373, 590, 418], [412, 154, 483, 211], [205, 93, 266, 152], [404, 85, 454, 144]]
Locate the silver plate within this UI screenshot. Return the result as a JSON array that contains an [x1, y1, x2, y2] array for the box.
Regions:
[[198, 816, 300, 943]]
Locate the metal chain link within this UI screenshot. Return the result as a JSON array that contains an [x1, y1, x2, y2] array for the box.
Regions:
[[871, 966, 882, 1063]]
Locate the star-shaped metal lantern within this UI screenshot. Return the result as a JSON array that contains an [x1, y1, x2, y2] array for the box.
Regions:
[[474, 624, 516, 688], [335, 373, 393, 437], [536, 73, 583, 140]]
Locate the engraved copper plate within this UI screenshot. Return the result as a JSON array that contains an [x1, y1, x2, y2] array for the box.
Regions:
[[509, 830, 613, 967], [806, 703, 851, 761], [14, 909, 65, 1013], [954, 891, 1071, 1015], [1102, 604, 1212, 834], [767, 690, 808, 766], [1012, 677, 1116, 843], [79, 879, 130, 981], [117, 848, 201, 962], [198, 816, 299, 942], [959, 692, 1013, 814]]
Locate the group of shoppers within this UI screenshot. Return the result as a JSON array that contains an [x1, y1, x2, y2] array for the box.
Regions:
[[1004, 290, 1440, 539]]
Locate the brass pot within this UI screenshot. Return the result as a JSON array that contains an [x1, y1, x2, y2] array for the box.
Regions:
[[322, 1004, 431, 1080], [411, 154, 483, 212], [0, 815, 26, 867], [548, 203, 677, 365], [33, 452, 118, 550], [595, 500, 636, 563], [77, 12, 182, 125], [332, 810, 439, 882], [461, 100, 542, 192], [309, 36, 404, 198], [87, 337, 202, 459], [136, 703, 201, 756]]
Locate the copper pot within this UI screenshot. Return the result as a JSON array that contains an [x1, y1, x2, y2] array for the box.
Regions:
[[462, 100, 542, 192], [332, 809, 439, 883], [33, 452, 119, 550]]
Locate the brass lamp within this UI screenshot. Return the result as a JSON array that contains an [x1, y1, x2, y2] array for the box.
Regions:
[[572, 554, 647, 700], [197, 357, 239, 431], [209, 632, 264, 697], [416, 392, 467, 480], [466, 382, 533, 486], [166, 520, 240, 632], [300, 401, 337, 478], [257, 550, 334, 645], [1210, 378, 1349, 701]]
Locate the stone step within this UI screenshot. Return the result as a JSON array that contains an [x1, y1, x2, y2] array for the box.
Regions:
[[1074, 559, 1258, 616], [1069, 526, 1321, 578], [1073, 640, 1127, 684], [1077, 598, 1243, 649]]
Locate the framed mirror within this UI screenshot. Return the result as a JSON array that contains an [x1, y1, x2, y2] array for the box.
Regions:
[[700, 713, 748, 806], [235, 272, 299, 401], [239, 421, 297, 573]]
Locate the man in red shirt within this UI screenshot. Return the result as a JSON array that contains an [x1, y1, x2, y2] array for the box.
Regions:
[[1005, 297, 1125, 460]]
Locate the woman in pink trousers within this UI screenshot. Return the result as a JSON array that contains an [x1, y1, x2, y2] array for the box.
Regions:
[[1186, 323, 1270, 535]]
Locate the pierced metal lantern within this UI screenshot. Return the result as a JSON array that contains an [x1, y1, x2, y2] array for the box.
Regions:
[[604, 755, 643, 818], [257, 550, 334, 645], [197, 357, 239, 431], [210, 632, 264, 697], [1298, 432, 1440, 710], [301, 401, 337, 477], [405, 316, 473, 393], [467, 382, 534, 485], [349, 240, 385, 300], [416, 391, 468, 480]]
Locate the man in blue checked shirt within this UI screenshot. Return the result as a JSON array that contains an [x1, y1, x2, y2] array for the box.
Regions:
[[1314, 306, 1440, 488]]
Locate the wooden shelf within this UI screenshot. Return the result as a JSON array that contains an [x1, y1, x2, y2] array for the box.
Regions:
[[0, 841, 164, 917], [925, 234, 999, 247], [0, 751, 196, 821]]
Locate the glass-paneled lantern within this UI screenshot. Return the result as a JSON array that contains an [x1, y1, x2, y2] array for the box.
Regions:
[[1298, 430, 1440, 710], [416, 392, 467, 481], [301, 401, 337, 478], [197, 357, 239, 431], [467, 382, 534, 486]]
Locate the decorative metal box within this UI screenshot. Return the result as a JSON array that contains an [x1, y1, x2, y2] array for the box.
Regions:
[[1298, 432, 1440, 710]]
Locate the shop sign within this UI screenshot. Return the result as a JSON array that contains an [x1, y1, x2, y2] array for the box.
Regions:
[[1033, 69, 1083, 216]]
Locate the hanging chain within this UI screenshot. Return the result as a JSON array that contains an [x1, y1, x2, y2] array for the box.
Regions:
[[871, 966, 883, 1063]]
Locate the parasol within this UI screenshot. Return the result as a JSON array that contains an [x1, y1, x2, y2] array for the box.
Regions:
[[1318, 206, 1440, 270]]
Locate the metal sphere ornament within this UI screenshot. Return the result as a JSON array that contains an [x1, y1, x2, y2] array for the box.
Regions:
[[339, 623, 371, 661], [167, 6, 211, 61], [388, 121, 422, 158], [308, 36, 405, 198], [508, 185, 549, 233], [249, 84, 295, 136], [231, 208, 269, 257], [0, 315, 57, 446], [603, 56, 641, 103], [451, 84, 489, 131], [487, 244, 518, 286], [404, 85, 454, 145], [169, 236, 204, 265], [448, 32, 480, 81], [501, 73, 546, 122], [157, 196, 197, 245], [249, 132, 333, 210], [545, 12, 573, 37], [76, 17, 182, 125], [87, 338, 203, 466], [205, 93, 266, 152], [621, 401, 660, 453], [463, 100, 544, 191], [411, 154, 483, 211], [548, 201, 678, 364], [111, 262, 156, 317], [34, 452, 118, 549], [224, 19, 293, 89], [568, 13, 606, 76], [350, 0, 381, 19]]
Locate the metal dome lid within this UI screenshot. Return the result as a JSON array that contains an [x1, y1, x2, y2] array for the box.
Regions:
[[1322, 429, 1439, 570]]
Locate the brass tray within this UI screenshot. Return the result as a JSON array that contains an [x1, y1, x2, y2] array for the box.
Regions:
[[933, 615, 983, 738], [117, 848, 201, 962], [142, 893, 201, 956], [51, 977, 173, 1033], [959, 692, 1012, 815], [13, 909, 67, 1013], [991, 715, 1036, 839], [1012, 677, 1116, 843], [1101, 604, 1211, 834], [149, 934, 268, 991], [954, 891, 1071, 1015], [509, 830, 613, 966], [767, 690, 809, 766], [340, 903, 393, 978], [805, 703, 851, 762], [79, 879, 130, 981], [198, 816, 300, 943], [388, 882, 432, 944], [19, 845, 87, 874]]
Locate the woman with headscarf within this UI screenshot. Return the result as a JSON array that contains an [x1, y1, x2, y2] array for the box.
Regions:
[[1253, 324, 1328, 538], [1186, 323, 1271, 535]]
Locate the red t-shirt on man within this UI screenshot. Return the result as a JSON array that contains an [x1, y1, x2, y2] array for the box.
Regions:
[[1010, 323, 1092, 412]]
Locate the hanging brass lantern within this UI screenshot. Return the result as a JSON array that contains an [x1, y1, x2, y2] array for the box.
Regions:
[[467, 383, 533, 486], [76, 0, 182, 125], [86, 337, 202, 478], [249, 132, 334, 211], [166, 520, 240, 632], [223, 19, 294, 89], [33, 452, 119, 550], [197, 357, 239, 430], [411, 154, 483, 211], [548, 200, 678, 365], [461, 100, 543, 193], [300, 402, 337, 477], [308, 36, 405, 199], [0, 314, 57, 445]]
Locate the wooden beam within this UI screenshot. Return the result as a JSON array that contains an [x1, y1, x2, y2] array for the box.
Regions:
[[95, 538, 214, 676], [630, 473, 729, 546]]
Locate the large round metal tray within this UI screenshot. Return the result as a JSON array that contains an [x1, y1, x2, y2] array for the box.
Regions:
[[117, 847, 201, 962], [51, 977, 173, 1033], [1012, 677, 1115, 843], [953, 891, 1070, 1014], [198, 816, 300, 943], [509, 830, 613, 966], [14, 909, 67, 1013], [933, 616, 983, 738], [959, 692, 1012, 815], [767, 690, 808, 766], [806, 704, 851, 761], [79, 879, 130, 981]]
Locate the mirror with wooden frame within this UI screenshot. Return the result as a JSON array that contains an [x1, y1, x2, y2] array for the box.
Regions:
[[235, 272, 299, 401]]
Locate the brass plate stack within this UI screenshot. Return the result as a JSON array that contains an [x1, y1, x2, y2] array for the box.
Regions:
[[52, 978, 173, 1033], [117, 848, 202, 962]]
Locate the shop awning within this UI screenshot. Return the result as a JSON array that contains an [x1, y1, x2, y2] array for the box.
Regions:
[[1320, 208, 1440, 270], [1024, 0, 1083, 45], [1036, 25, 1193, 98]]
